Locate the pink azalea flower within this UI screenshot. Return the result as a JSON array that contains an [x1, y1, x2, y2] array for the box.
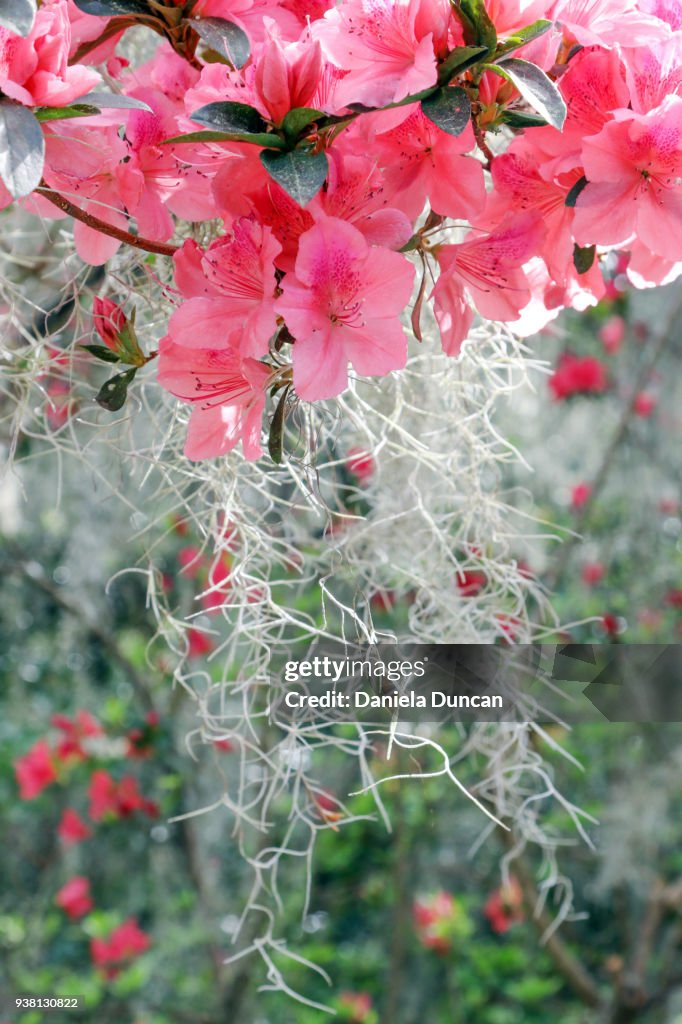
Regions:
[[599, 315, 626, 353], [253, 34, 323, 125], [573, 95, 682, 263], [157, 337, 272, 461], [276, 217, 415, 400], [571, 482, 592, 509], [56, 876, 93, 920], [91, 918, 150, 979], [57, 809, 93, 845], [15, 739, 58, 800], [42, 124, 129, 265], [639, 0, 682, 31], [432, 213, 546, 356], [549, 0, 670, 47], [313, 0, 443, 108], [549, 353, 608, 399], [373, 106, 486, 221], [169, 220, 281, 359], [621, 37, 682, 115], [0, 0, 99, 108], [311, 151, 413, 251]]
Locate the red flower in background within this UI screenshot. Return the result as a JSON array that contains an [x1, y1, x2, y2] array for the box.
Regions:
[[57, 808, 92, 845], [484, 877, 524, 934], [601, 613, 620, 636], [665, 589, 682, 609], [88, 770, 158, 821], [187, 628, 214, 659], [52, 710, 102, 762], [346, 448, 375, 484], [15, 739, 57, 800], [633, 392, 657, 418], [550, 354, 608, 400], [56, 876, 93, 920], [599, 315, 625, 354], [413, 891, 468, 954], [91, 918, 150, 979], [338, 992, 374, 1023], [456, 571, 487, 597], [582, 562, 606, 587], [571, 483, 592, 510]]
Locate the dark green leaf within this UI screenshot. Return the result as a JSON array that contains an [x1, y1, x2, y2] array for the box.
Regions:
[[565, 174, 588, 207], [0, 0, 36, 36], [347, 84, 439, 116], [81, 91, 153, 112], [0, 101, 45, 200], [164, 129, 285, 149], [456, 0, 497, 50], [191, 17, 250, 68], [500, 109, 549, 128], [281, 107, 326, 141], [95, 367, 137, 412], [72, 0, 148, 14], [268, 385, 291, 464], [437, 45, 489, 85], [260, 149, 328, 206], [191, 101, 269, 135], [35, 105, 101, 123], [420, 87, 471, 137], [496, 19, 552, 56], [573, 243, 596, 274], [490, 58, 567, 130], [81, 344, 121, 364]]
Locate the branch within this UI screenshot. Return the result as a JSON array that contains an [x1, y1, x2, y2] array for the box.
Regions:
[[36, 186, 179, 258], [498, 828, 603, 1009], [7, 548, 155, 712]]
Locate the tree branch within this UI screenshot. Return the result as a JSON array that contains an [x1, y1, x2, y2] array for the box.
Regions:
[[36, 186, 179, 258], [498, 828, 603, 1009]]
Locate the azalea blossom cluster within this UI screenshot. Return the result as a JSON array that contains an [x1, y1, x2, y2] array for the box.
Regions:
[[1, 0, 680, 462], [13, 709, 156, 977]]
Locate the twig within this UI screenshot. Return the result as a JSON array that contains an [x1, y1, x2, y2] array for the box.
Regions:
[[498, 827, 603, 1009], [36, 186, 179, 258]]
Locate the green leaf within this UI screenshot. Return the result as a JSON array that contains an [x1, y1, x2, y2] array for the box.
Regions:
[[191, 17, 250, 67], [455, 0, 497, 50], [0, 100, 45, 200], [191, 101, 269, 135], [81, 91, 153, 112], [281, 107, 326, 141], [496, 19, 552, 57], [81, 344, 121, 364], [437, 45, 489, 85], [0, 0, 36, 36], [573, 243, 596, 274], [35, 104, 101, 123], [71, 0, 148, 14], [95, 367, 137, 412], [259, 149, 328, 206], [185, 101, 286, 147], [486, 58, 567, 130], [420, 87, 471, 137], [565, 174, 588, 207], [268, 385, 291, 464], [500, 109, 549, 128], [164, 128, 285, 149]]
